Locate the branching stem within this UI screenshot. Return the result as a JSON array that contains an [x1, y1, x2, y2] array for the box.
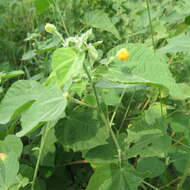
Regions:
[[83, 63, 122, 167]]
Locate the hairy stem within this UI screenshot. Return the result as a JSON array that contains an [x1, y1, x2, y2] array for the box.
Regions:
[[31, 122, 53, 190], [83, 63, 122, 167], [145, 0, 156, 52]]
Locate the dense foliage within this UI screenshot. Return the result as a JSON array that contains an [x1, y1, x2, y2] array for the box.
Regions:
[[0, 0, 190, 189]]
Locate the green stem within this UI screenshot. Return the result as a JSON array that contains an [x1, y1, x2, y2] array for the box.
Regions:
[[145, 0, 156, 52], [83, 63, 122, 167], [159, 177, 180, 189], [171, 137, 190, 151], [110, 89, 125, 126], [70, 97, 95, 109], [53, 0, 70, 37], [176, 153, 190, 190], [55, 31, 65, 45], [143, 180, 160, 190], [159, 89, 164, 118], [31, 122, 53, 190], [118, 91, 135, 133], [83, 64, 102, 113]]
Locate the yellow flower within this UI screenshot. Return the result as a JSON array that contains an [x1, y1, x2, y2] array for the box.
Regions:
[[117, 48, 130, 61], [63, 92, 69, 98], [0, 153, 7, 161], [45, 23, 57, 34]]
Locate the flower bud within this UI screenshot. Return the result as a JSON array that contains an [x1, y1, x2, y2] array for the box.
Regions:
[[45, 23, 57, 34]]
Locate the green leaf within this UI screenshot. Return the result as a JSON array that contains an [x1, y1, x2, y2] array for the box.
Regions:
[[137, 157, 166, 178], [17, 87, 66, 137], [70, 79, 87, 96], [35, 0, 50, 14], [169, 112, 190, 133], [40, 128, 57, 167], [127, 133, 171, 158], [36, 37, 61, 53], [0, 80, 45, 124], [102, 43, 189, 99], [171, 153, 190, 173], [20, 164, 34, 181], [100, 89, 121, 106], [85, 143, 118, 166], [22, 50, 36, 61], [126, 121, 171, 158], [86, 164, 142, 190], [56, 110, 109, 151], [0, 80, 67, 137], [8, 174, 29, 190], [144, 103, 162, 125], [85, 134, 130, 167], [96, 80, 146, 91], [158, 33, 190, 53], [0, 135, 23, 158], [45, 48, 85, 88], [3, 70, 24, 81], [84, 10, 120, 39], [0, 152, 19, 189]]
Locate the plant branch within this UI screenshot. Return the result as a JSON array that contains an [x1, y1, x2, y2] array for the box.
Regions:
[[145, 0, 156, 52], [31, 122, 53, 190], [143, 180, 160, 190], [118, 91, 135, 133], [83, 62, 122, 167]]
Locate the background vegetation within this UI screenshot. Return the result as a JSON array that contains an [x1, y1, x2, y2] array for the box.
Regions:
[[0, 0, 190, 189]]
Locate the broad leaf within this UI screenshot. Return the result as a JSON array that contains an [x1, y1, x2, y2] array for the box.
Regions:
[[126, 119, 171, 158], [85, 134, 129, 167], [0, 135, 23, 158], [84, 10, 120, 39], [127, 132, 171, 158], [17, 87, 66, 137], [56, 110, 109, 151], [170, 153, 190, 173], [0, 80, 44, 124], [9, 174, 29, 190], [86, 164, 142, 190], [85, 143, 118, 166], [0, 80, 67, 137], [169, 112, 190, 133], [137, 157, 166, 178], [144, 103, 163, 125], [0, 152, 19, 189], [158, 33, 190, 53], [45, 48, 85, 88], [101, 43, 189, 99]]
